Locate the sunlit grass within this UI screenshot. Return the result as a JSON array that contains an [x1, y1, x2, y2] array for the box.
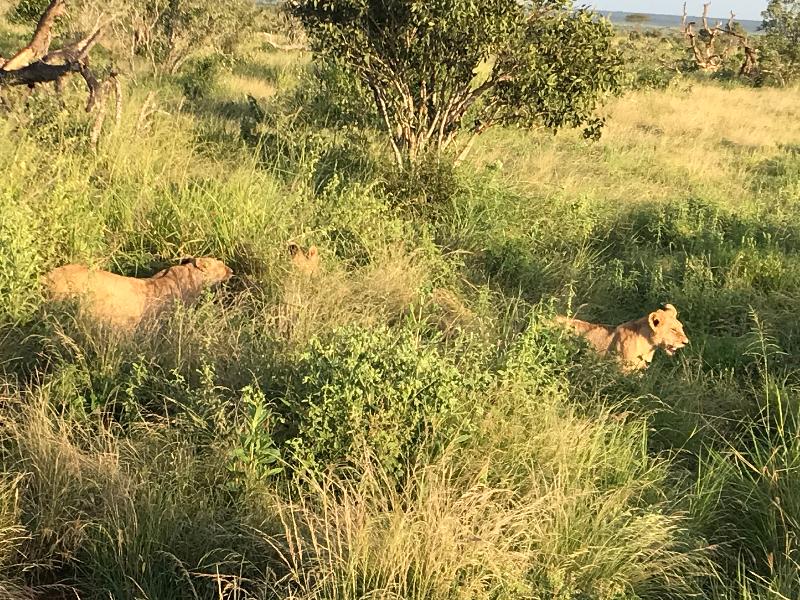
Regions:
[[0, 20, 799, 600]]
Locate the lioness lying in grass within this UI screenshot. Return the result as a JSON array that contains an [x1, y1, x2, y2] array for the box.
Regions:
[[44, 257, 233, 330], [556, 304, 689, 372]]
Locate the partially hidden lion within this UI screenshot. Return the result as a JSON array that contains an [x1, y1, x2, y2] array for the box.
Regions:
[[555, 304, 689, 372], [288, 243, 320, 277], [43, 257, 233, 330]]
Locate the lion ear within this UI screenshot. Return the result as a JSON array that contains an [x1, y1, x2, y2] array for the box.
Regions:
[[663, 303, 677, 316], [180, 257, 197, 266], [307, 245, 318, 258], [648, 311, 661, 331], [288, 243, 300, 257]]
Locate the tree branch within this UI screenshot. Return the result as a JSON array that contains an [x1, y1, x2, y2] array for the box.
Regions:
[[1, 0, 68, 71], [0, 61, 78, 86]]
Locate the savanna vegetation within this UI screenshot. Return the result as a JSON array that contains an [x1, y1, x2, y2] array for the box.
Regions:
[[1, 0, 800, 599]]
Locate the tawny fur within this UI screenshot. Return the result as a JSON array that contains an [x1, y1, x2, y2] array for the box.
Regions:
[[288, 243, 320, 277], [556, 304, 689, 372], [277, 243, 321, 339], [43, 257, 233, 330]]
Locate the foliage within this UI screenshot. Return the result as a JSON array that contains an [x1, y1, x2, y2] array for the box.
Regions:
[[227, 385, 283, 486], [176, 55, 222, 101], [280, 325, 482, 477], [760, 0, 800, 84], [8, 0, 50, 24], [293, 58, 378, 130], [290, 0, 623, 166], [2, 11, 800, 599], [621, 30, 684, 90], [122, 0, 257, 73]]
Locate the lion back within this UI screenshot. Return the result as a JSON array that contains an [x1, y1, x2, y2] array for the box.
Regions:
[[556, 316, 615, 353]]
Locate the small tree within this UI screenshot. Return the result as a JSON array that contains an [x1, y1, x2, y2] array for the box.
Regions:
[[115, 0, 256, 73], [625, 14, 651, 24], [290, 0, 623, 167], [761, 0, 800, 83]]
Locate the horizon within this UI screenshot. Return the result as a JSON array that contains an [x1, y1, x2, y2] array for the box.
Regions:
[[589, 1, 766, 21]]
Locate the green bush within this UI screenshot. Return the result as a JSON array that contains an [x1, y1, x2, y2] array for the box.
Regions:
[[621, 34, 684, 91], [293, 59, 378, 130], [0, 188, 47, 323], [280, 325, 483, 476], [176, 56, 223, 101], [122, 0, 256, 72], [760, 0, 800, 84], [9, 0, 50, 24]]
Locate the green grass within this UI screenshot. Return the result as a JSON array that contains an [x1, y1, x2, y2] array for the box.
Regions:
[[1, 12, 800, 600]]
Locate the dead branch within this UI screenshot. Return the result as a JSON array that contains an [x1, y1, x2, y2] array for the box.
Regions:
[[724, 11, 760, 77], [681, 2, 758, 76], [44, 18, 108, 65], [1, 0, 67, 71], [0, 0, 123, 146], [0, 61, 79, 86]]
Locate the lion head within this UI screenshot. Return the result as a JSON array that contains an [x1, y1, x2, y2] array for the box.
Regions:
[[648, 303, 689, 357], [182, 257, 234, 285], [288, 243, 320, 276]]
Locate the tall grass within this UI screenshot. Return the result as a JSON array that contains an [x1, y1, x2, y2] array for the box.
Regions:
[[0, 16, 799, 600]]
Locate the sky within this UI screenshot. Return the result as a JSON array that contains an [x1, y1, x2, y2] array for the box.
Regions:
[[589, 1, 767, 20]]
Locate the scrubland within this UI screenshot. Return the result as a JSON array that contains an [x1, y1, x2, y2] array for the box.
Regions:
[[1, 15, 800, 600]]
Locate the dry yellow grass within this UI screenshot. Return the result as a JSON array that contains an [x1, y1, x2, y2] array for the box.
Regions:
[[223, 74, 278, 100], [470, 84, 800, 209]]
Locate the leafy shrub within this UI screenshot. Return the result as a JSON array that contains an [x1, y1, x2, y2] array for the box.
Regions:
[[759, 0, 800, 84], [621, 34, 684, 91], [292, 0, 623, 166], [381, 156, 463, 212], [122, 0, 256, 73], [280, 325, 484, 476], [0, 189, 46, 323], [226, 385, 283, 487], [293, 59, 378, 130], [9, 0, 50, 24], [176, 55, 222, 101]]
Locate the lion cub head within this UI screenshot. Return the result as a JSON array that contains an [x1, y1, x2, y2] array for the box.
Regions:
[[648, 304, 689, 357], [181, 257, 234, 285], [288, 243, 320, 277]]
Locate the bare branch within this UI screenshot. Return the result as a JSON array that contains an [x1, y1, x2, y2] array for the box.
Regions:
[[701, 3, 711, 32], [682, 2, 758, 75], [45, 19, 108, 65], [0, 2, 123, 148], [1, 0, 68, 71], [0, 61, 78, 86]]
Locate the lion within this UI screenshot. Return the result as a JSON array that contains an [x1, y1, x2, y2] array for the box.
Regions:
[[288, 242, 320, 277], [555, 303, 689, 372], [43, 257, 233, 330]]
